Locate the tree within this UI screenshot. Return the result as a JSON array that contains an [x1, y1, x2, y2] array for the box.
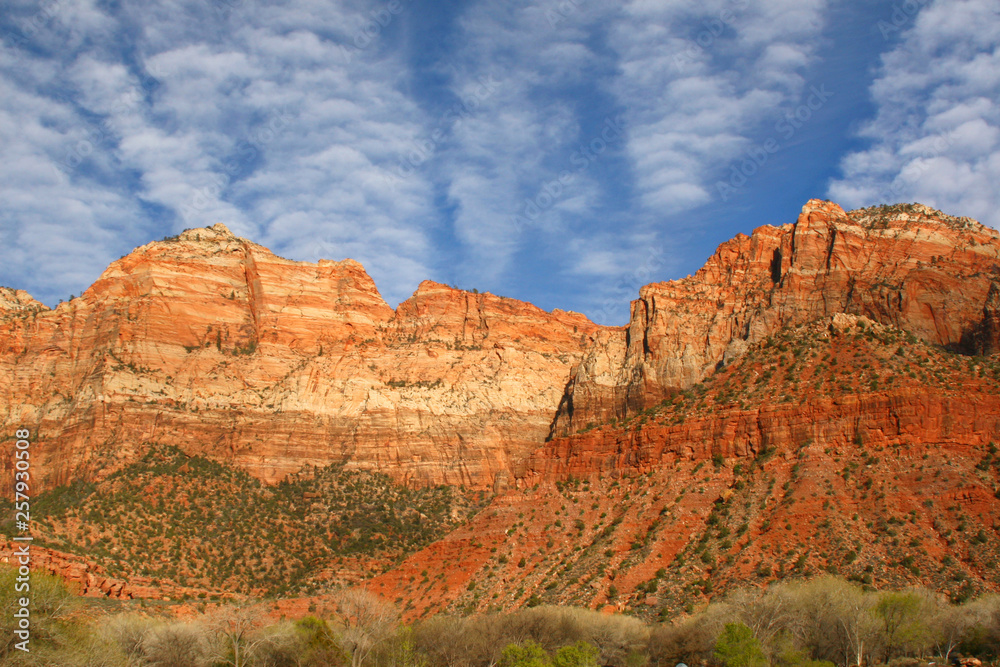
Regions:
[[335, 588, 400, 667], [714, 623, 768, 667], [500, 640, 552, 667], [790, 576, 877, 667], [293, 616, 350, 666], [873, 591, 933, 661], [727, 584, 800, 662], [553, 641, 600, 667], [372, 626, 428, 667], [649, 602, 729, 666], [930, 603, 974, 662], [209, 603, 270, 667]]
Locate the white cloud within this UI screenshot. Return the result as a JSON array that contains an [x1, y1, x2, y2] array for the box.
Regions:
[[0, 46, 150, 303], [606, 0, 829, 214], [21, 0, 992, 325], [828, 0, 1000, 227], [0, 0, 439, 306]]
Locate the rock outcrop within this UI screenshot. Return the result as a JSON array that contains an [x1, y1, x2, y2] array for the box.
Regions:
[[0, 538, 214, 600], [0, 224, 601, 491], [372, 315, 1000, 619], [1, 200, 998, 498], [3, 200, 1000, 615], [553, 200, 1000, 435]]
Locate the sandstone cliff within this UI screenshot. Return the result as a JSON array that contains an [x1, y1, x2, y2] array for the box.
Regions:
[[0, 224, 600, 491], [3, 200, 1000, 615], [552, 200, 1000, 435], [371, 315, 1000, 619]]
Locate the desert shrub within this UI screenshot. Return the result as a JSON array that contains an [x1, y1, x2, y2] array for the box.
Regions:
[[0, 566, 78, 660], [648, 605, 728, 666], [143, 622, 212, 667]]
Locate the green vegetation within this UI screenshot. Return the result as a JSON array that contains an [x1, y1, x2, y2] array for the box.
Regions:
[[715, 623, 767, 667], [4, 577, 1000, 667], [17, 445, 482, 596]]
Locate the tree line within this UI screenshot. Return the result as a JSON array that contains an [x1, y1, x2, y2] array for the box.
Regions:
[[2, 568, 1000, 667]]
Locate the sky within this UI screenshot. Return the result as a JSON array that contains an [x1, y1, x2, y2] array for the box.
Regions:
[[1, 0, 998, 324]]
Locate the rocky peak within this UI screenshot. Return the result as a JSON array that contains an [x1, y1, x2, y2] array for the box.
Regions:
[[554, 199, 1000, 435], [0, 287, 48, 317], [849, 202, 994, 235]]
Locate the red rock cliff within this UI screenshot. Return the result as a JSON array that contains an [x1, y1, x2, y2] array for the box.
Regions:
[[553, 200, 1000, 434], [0, 224, 601, 491]]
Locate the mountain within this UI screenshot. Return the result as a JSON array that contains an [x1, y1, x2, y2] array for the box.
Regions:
[[369, 314, 1000, 618], [0, 223, 600, 492], [1, 199, 999, 618], [553, 200, 1000, 435]]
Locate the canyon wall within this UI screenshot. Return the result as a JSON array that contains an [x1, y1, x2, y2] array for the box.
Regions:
[[0, 224, 600, 491], [3, 200, 999, 495], [552, 200, 1000, 435]]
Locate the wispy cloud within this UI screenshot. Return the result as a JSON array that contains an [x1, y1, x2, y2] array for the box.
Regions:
[[3, 0, 991, 322], [828, 0, 1000, 227], [1, 0, 438, 306], [606, 0, 828, 214]]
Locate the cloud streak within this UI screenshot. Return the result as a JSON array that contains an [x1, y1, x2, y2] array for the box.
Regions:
[[1, 0, 995, 322], [828, 0, 1000, 228]]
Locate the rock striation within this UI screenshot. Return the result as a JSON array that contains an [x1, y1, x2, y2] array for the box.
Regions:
[[2, 200, 999, 497], [372, 314, 1000, 619], [2, 200, 1000, 611], [552, 200, 1000, 435], [0, 224, 600, 491]]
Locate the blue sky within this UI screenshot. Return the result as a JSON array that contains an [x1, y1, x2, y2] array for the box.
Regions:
[[1, 0, 998, 324]]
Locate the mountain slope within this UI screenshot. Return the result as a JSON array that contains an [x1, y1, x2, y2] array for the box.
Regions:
[[1, 199, 999, 616], [554, 201, 1000, 435], [370, 315, 1000, 619]]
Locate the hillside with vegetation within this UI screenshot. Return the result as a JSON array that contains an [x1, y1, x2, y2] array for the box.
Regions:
[[3, 445, 484, 596], [368, 316, 1000, 619]]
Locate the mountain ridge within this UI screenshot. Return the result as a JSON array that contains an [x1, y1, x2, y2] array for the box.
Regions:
[[2, 199, 1000, 617]]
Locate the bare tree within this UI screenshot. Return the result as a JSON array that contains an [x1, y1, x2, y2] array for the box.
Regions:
[[790, 576, 878, 667], [726, 584, 800, 659], [209, 603, 271, 667], [334, 588, 400, 667], [930, 602, 974, 662], [144, 622, 212, 667]]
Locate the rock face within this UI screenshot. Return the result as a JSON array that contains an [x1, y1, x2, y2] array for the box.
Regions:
[[3, 200, 1000, 613], [0, 538, 223, 600], [372, 315, 1000, 619], [2, 200, 999, 497], [0, 224, 600, 491], [553, 200, 1000, 435]]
